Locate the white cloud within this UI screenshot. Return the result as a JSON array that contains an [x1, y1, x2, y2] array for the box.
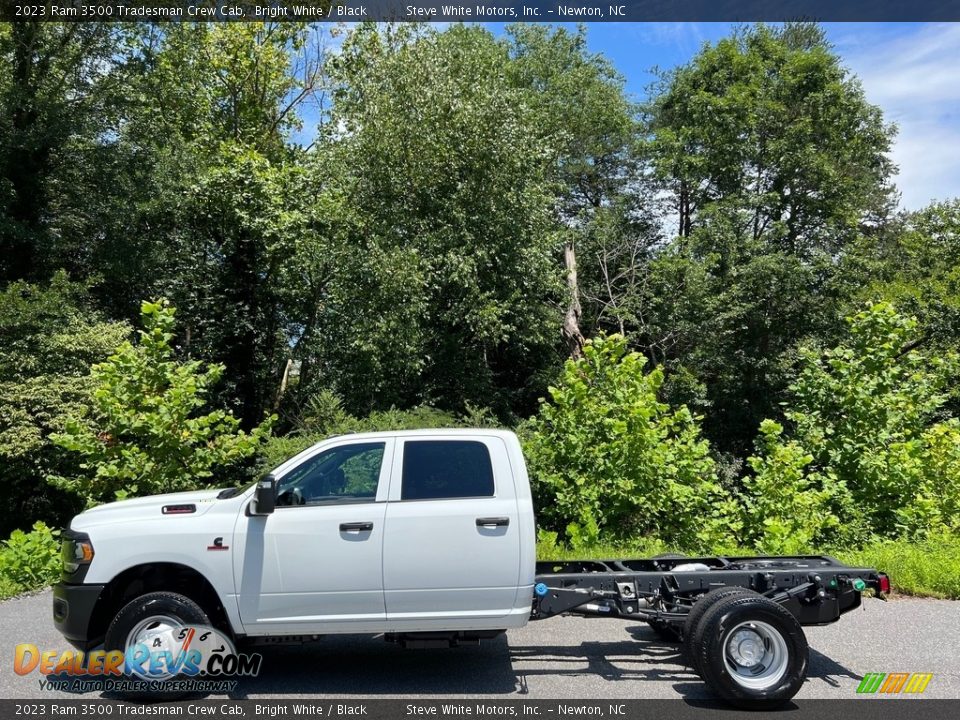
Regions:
[[836, 23, 960, 210], [630, 22, 708, 57]]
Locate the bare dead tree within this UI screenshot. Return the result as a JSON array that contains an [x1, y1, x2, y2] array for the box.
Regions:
[[562, 240, 586, 359]]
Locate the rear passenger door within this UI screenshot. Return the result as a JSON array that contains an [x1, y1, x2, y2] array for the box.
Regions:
[[382, 437, 521, 621]]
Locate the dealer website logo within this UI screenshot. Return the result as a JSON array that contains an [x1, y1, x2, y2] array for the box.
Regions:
[[856, 672, 933, 694], [14, 624, 262, 693]]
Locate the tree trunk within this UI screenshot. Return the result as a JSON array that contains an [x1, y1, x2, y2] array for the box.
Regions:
[[679, 182, 692, 239], [562, 240, 585, 359], [274, 358, 293, 410]]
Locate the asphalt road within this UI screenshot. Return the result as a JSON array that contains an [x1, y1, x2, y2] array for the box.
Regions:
[[3, 590, 959, 700]]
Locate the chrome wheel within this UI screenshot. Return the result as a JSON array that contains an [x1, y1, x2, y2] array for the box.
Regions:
[[722, 620, 789, 690]]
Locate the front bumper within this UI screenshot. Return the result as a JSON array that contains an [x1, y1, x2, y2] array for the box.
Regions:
[[53, 582, 106, 650]]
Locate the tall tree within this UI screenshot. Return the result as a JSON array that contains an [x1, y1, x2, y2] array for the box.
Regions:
[[842, 199, 960, 350], [505, 25, 646, 358], [311, 24, 561, 417], [649, 23, 896, 256], [110, 23, 327, 427], [639, 23, 898, 456]]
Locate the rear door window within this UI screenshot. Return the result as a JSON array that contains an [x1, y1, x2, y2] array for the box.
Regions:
[[401, 440, 494, 500]]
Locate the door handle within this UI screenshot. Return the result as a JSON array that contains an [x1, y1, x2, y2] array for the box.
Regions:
[[476, 517, 510, 527], [340, 522, 374, 532]]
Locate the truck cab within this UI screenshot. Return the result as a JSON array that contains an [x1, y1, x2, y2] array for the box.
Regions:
[[54, 430, 537, 649]]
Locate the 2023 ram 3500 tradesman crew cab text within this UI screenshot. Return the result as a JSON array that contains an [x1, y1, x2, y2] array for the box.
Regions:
[[53, 429, 889, 707]]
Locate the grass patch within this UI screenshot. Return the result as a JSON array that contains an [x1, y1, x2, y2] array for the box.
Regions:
[[837, 534, 960, 600], [536, 536, 673, 561], [537, 534, 960, 600]]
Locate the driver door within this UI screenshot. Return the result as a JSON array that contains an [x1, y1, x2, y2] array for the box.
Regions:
[[233, 438, 393, 635]]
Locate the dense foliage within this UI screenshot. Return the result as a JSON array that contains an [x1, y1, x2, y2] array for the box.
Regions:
[[527, 304, 960, 556], [1, 21, 959, 597], [745, 303, 960, 547], [0, 275, 129, 536]]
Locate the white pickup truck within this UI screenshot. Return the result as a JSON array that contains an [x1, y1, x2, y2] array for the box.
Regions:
[[54, 429, 888, 707]]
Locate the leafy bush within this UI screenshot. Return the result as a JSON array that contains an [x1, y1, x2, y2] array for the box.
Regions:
[[0, 522, 61, 593], [51, 300, 273, 505], [0, 275, 129, 536], [523, 334, 736, 550], [745, 303, 960, 546], [741, 420, 837, 554], [898, 420, 960, 534]]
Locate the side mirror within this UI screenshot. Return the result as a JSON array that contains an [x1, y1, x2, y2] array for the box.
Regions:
[[252, 474, 276, 515]]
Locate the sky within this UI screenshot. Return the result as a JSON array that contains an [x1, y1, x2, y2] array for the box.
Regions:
[[492, 22, 960, 211]]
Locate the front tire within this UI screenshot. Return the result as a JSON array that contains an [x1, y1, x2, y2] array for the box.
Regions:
[[693, 594, 808, 709], [104, 591, 210, 700]]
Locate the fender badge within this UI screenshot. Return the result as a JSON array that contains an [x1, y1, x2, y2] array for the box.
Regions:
[[207, 537, 229, 551]]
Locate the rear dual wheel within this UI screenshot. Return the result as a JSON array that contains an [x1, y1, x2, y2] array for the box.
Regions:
[[682, 587, 758, 673], [685, 590, 808, 709]]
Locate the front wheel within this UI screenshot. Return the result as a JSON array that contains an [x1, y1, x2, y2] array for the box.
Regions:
[[104, 591, 211, 700], [693, 594, 808, 709]]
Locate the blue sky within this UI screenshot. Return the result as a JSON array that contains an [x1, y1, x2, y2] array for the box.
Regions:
[[309, 22, 960, 211]]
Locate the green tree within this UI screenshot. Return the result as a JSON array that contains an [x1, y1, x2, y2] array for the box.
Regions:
[[0, 22, 130, 284], [173, 145, 313, 427], [0, 274, 129, 535], [523, 334, 735, 549], [842, 199, 960, 352], [52, 300, 272, 505], [505, 25, 646, 357], [650, 22, 895, 255], [87, 24, 328, 424], [312, 24, 561, 417]]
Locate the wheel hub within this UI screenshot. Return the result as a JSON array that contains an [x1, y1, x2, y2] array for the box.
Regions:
[[728, 627, 765, 668], [722, 620, 790, 690], [127, 615, 181, 652]]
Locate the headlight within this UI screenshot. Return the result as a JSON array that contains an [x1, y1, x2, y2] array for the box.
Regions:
[[62, 529, 94, 578]]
